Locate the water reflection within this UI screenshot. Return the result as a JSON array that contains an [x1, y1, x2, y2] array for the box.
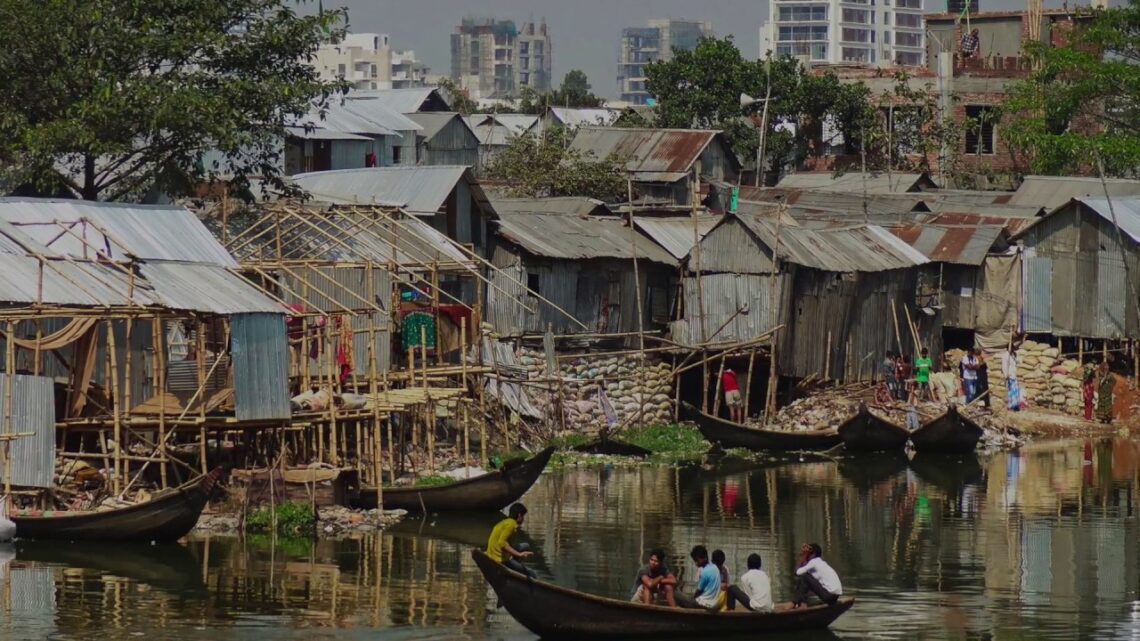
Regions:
[[0, 439, 1136, 640]]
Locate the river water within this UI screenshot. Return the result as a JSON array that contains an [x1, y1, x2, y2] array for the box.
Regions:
[[1, 438, 1137, 640]]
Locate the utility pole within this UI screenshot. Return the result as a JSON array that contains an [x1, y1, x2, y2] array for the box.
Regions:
[[754, 58, 773, 187]]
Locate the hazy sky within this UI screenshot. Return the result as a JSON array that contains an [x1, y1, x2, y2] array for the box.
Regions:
[[320, 0, 1037, 98]]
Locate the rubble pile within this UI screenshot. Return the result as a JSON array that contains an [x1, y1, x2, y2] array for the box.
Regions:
[[193, 506, 406, 535], [515, 347, 674, 433], [757, 389, 860, 432]]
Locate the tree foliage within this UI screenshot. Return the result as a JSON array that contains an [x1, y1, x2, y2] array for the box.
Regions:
[[484, 127, 626, 201], [0, 0, 348, 201], [436, 77, 478, 115], [644, 36, 877, 173], [1004, 2, 1140, 176], [514, 70, 605, 114]]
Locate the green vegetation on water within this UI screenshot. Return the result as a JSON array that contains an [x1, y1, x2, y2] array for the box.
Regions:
[[244, 502, 316, 535]]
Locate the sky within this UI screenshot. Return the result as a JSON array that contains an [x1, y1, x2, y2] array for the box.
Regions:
[[320, 0, 1041, 99]]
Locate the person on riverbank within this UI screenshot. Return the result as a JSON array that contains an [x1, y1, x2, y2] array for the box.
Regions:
[[896, 354, 913, 401], [678, 545, 721, 610], [915, 349, 933, 401], [727, 553, 773, 613], [1001, 344, 1021, 412], [722, 369, 744, 423], [1096, 360, 1115, 424], [632, 548, 678, 606], [1083, 362, 1097, 421], [792, 543, 842, 608], [881, 351, 898, 399], [976, 351, 990, 409], [961, 350, 980, 403], [487, 503, 535, 578]]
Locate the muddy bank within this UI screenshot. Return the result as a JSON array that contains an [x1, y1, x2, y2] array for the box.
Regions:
[[195, 505, 406, 536]]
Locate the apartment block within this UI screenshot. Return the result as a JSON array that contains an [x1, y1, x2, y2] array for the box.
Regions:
[[617, 19, 713, 105], [450, 18, 552, 100], [313, 33, 430, 91], [759, 0, 926, 67]]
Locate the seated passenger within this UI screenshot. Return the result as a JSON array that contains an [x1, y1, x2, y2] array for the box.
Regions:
[[631, 548, 677, 607]]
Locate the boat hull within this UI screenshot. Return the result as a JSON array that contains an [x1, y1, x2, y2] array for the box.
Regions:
[[11, 468, 221, 543], [473, 549, 854, 639], [909, 407, 983, 455], [838, 405, 911, 452], [682, 402, 841, 452], [352, 447, 554, 513]]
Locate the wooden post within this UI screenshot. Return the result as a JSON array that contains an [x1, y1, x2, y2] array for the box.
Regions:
[[196, 320, 207, 475], [765, 332, 780, 424], [107, 320, 124, 494], [432, 263, 442, 366], [672, 354, 681, 423], [421, 325, 431, 471], [32, 321, 42, 375], [1079, 338, 1084, 365], [124, 318, 133, 422], [744, 348, 757, 417], [153, 316, 168, 488], [366, 265, 383, 506], [824, 331, 832, 382], [325, 321, 339, 465], [712, 353, 726, 416], [3, 321, 14, 498], [701, 350, 709, 413], [890, 300, 904, 356], [461, 316, 470, 478]]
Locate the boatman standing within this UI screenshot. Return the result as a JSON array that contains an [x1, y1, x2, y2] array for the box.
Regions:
[[791, 543, 842, 608], [722, 368, 744, 423], [487, 503, 536, 578]]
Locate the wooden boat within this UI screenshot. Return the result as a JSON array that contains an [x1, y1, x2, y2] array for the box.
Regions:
[[10, 468, 221, 543], [352, 446, 554, 512], [473, 548, 854, 639], [682, 401, 842, 452], [909, 406, 984, 455], [837, 403, 911, 452]]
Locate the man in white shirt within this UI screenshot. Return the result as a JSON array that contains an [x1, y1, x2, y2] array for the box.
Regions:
[[726, 553, 773, 612], [792, 543, 842, 608]]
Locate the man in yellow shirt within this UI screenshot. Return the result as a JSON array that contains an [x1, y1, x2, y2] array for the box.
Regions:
[[487, 503, 535, 577]]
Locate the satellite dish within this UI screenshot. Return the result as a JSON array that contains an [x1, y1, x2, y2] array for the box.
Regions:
[[740, 93, 758, 108]]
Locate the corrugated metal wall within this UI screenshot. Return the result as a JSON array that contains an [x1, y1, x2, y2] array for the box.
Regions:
[[422, 119, 479, 166], [694, 217, 774, 274], [230, 313, 291, 421], [679, 273, 785, 345], [281, 265, 392, 372], [0, 373, 56, 488], [1095, 255, 1127, 338], [1023, 254, 1052, 333], [330, 140, 371, 170]]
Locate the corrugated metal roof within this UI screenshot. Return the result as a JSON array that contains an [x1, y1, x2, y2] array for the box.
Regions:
[[491, 114, 540, 135], [549, 107, 622, 127], [346, 87, 443, 113], [285, 126, 372, 141], [634, 216, 721, 260], [489, 196, 611, 217], [927, 202, 1043, 219], [496, 213, 677, 264], [1073, 196, 1140, 243], [889, 224, 1005, 265], [0, 198, 238, 266], [291, 166, 470, 214], [0, 254, 158, 307], [568, 127, 721, 183], [295, 107, 396, 137], [926, 211, 1036, 235], [775, 172, 935, 193], [739, 187, 929, 217], [922, 189, 1015, 206], [407, 112, 470, 139], [734, 215, 928, 272], [1009, 176, 1140, 210], [338, 100, 423, 134], [139, 262, 283, 314]]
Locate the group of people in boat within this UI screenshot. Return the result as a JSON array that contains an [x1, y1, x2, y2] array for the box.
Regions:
[[485, 502, 843, 613], [631, 543, 842, 612]]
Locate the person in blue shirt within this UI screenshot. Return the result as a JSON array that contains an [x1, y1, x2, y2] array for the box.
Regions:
[[676, 545, 722, 610]]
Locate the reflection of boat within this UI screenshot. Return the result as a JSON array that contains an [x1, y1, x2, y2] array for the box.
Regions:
[[11, 468, 221, 542], [837, 452, 909, 489], [352, 447, 554, 512], [838, 404, 910, 452], [682, 402, 842, 452], [472, 549, 854, 639], [15, 541, 207, 595], [391, 512, 551, 574], [572, 438, 651, 457], [910, 406, 983, 455], [909, 453, 984, 492]]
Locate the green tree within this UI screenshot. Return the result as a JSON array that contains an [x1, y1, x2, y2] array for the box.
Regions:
[[436, 77, 479, 115], [552, 70, 604, 108], [0, 0, 348, 201], [1004, 2, 1140, 176], [485, 127, 626, 200]]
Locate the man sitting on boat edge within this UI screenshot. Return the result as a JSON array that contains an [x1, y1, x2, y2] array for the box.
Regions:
[[727, 553, 774, 613], [487, 503, 536, 578], [675, 545, 721, 610], [792, 543, 842, 608], [632, 548, 678, 606]]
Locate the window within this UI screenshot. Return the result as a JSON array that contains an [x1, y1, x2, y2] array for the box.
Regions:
[[841, 47, 872, 62], [392, 146, 402, 164], [370, 63, 377, 78], [337, 63, 346, 77], [776, 43, 829, 60], [535, 42, 544, 55], [896, 32, 922, 47], [895, 13, 922, 27], [470, 56, 480, 73], [842, 28, 872, 43], [896, 51, 923, 66], [527, 272, 541, 294], [895, 0, 921, 7], [778, 25, 828, 41], [841, 8, 870, 23], [965, 105, 997, 154], [778, 5, 827, 21], [883, 31, 891, 44], [519, 41, 529, 54]]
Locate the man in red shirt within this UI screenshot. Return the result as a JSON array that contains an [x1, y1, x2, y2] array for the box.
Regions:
[[722, 368, 744, 423]]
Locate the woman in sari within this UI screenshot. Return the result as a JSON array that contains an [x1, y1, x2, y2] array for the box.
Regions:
[[1095, 361, 1115, 424]]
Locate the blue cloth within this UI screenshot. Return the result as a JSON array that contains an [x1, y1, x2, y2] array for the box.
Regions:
[[696, 563, 721, 602], [965, 379, 978, 403]]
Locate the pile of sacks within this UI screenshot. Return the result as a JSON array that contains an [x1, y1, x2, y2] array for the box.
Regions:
[[760, 391, 858, 432], [515, 346, 674, 432], [984, 340, 1087, 416]]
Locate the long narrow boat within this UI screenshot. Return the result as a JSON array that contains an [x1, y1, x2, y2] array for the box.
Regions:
[[352, 446, 554, 512], [837, 403, 911, 452], [11, 468, 221, 543], [681, 401, 842, 452], [473, 549, 854, 639], [909, 405, 984, 455]]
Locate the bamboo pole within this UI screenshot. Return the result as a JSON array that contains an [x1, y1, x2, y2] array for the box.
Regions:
[[3, 322, 14, 499], [196, 322, 207, 475], [325, 321, 339, 465], [765, 330, 780, 424], [367, 265, 383, 505], [824, 331, 832, 382], [32, 321, 42, 375], [712, 353, 727, 416], [421, 326, 433, 472], [153, 316, 168, 488], [890, 300, 904, 355], [107, 321, 124, 494], [744, 348, 756, 415], [461, 316, 470, 479]]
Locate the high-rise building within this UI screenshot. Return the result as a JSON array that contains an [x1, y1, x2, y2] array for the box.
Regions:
[[617, 19, 713, 105], [759, 0, 925, 68], [312, 33, 430, 91], [450, 18, 552, 100]]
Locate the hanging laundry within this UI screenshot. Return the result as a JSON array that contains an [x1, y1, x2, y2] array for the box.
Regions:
[[401, 311, 436, 352], [336, 316, 354, 384]]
